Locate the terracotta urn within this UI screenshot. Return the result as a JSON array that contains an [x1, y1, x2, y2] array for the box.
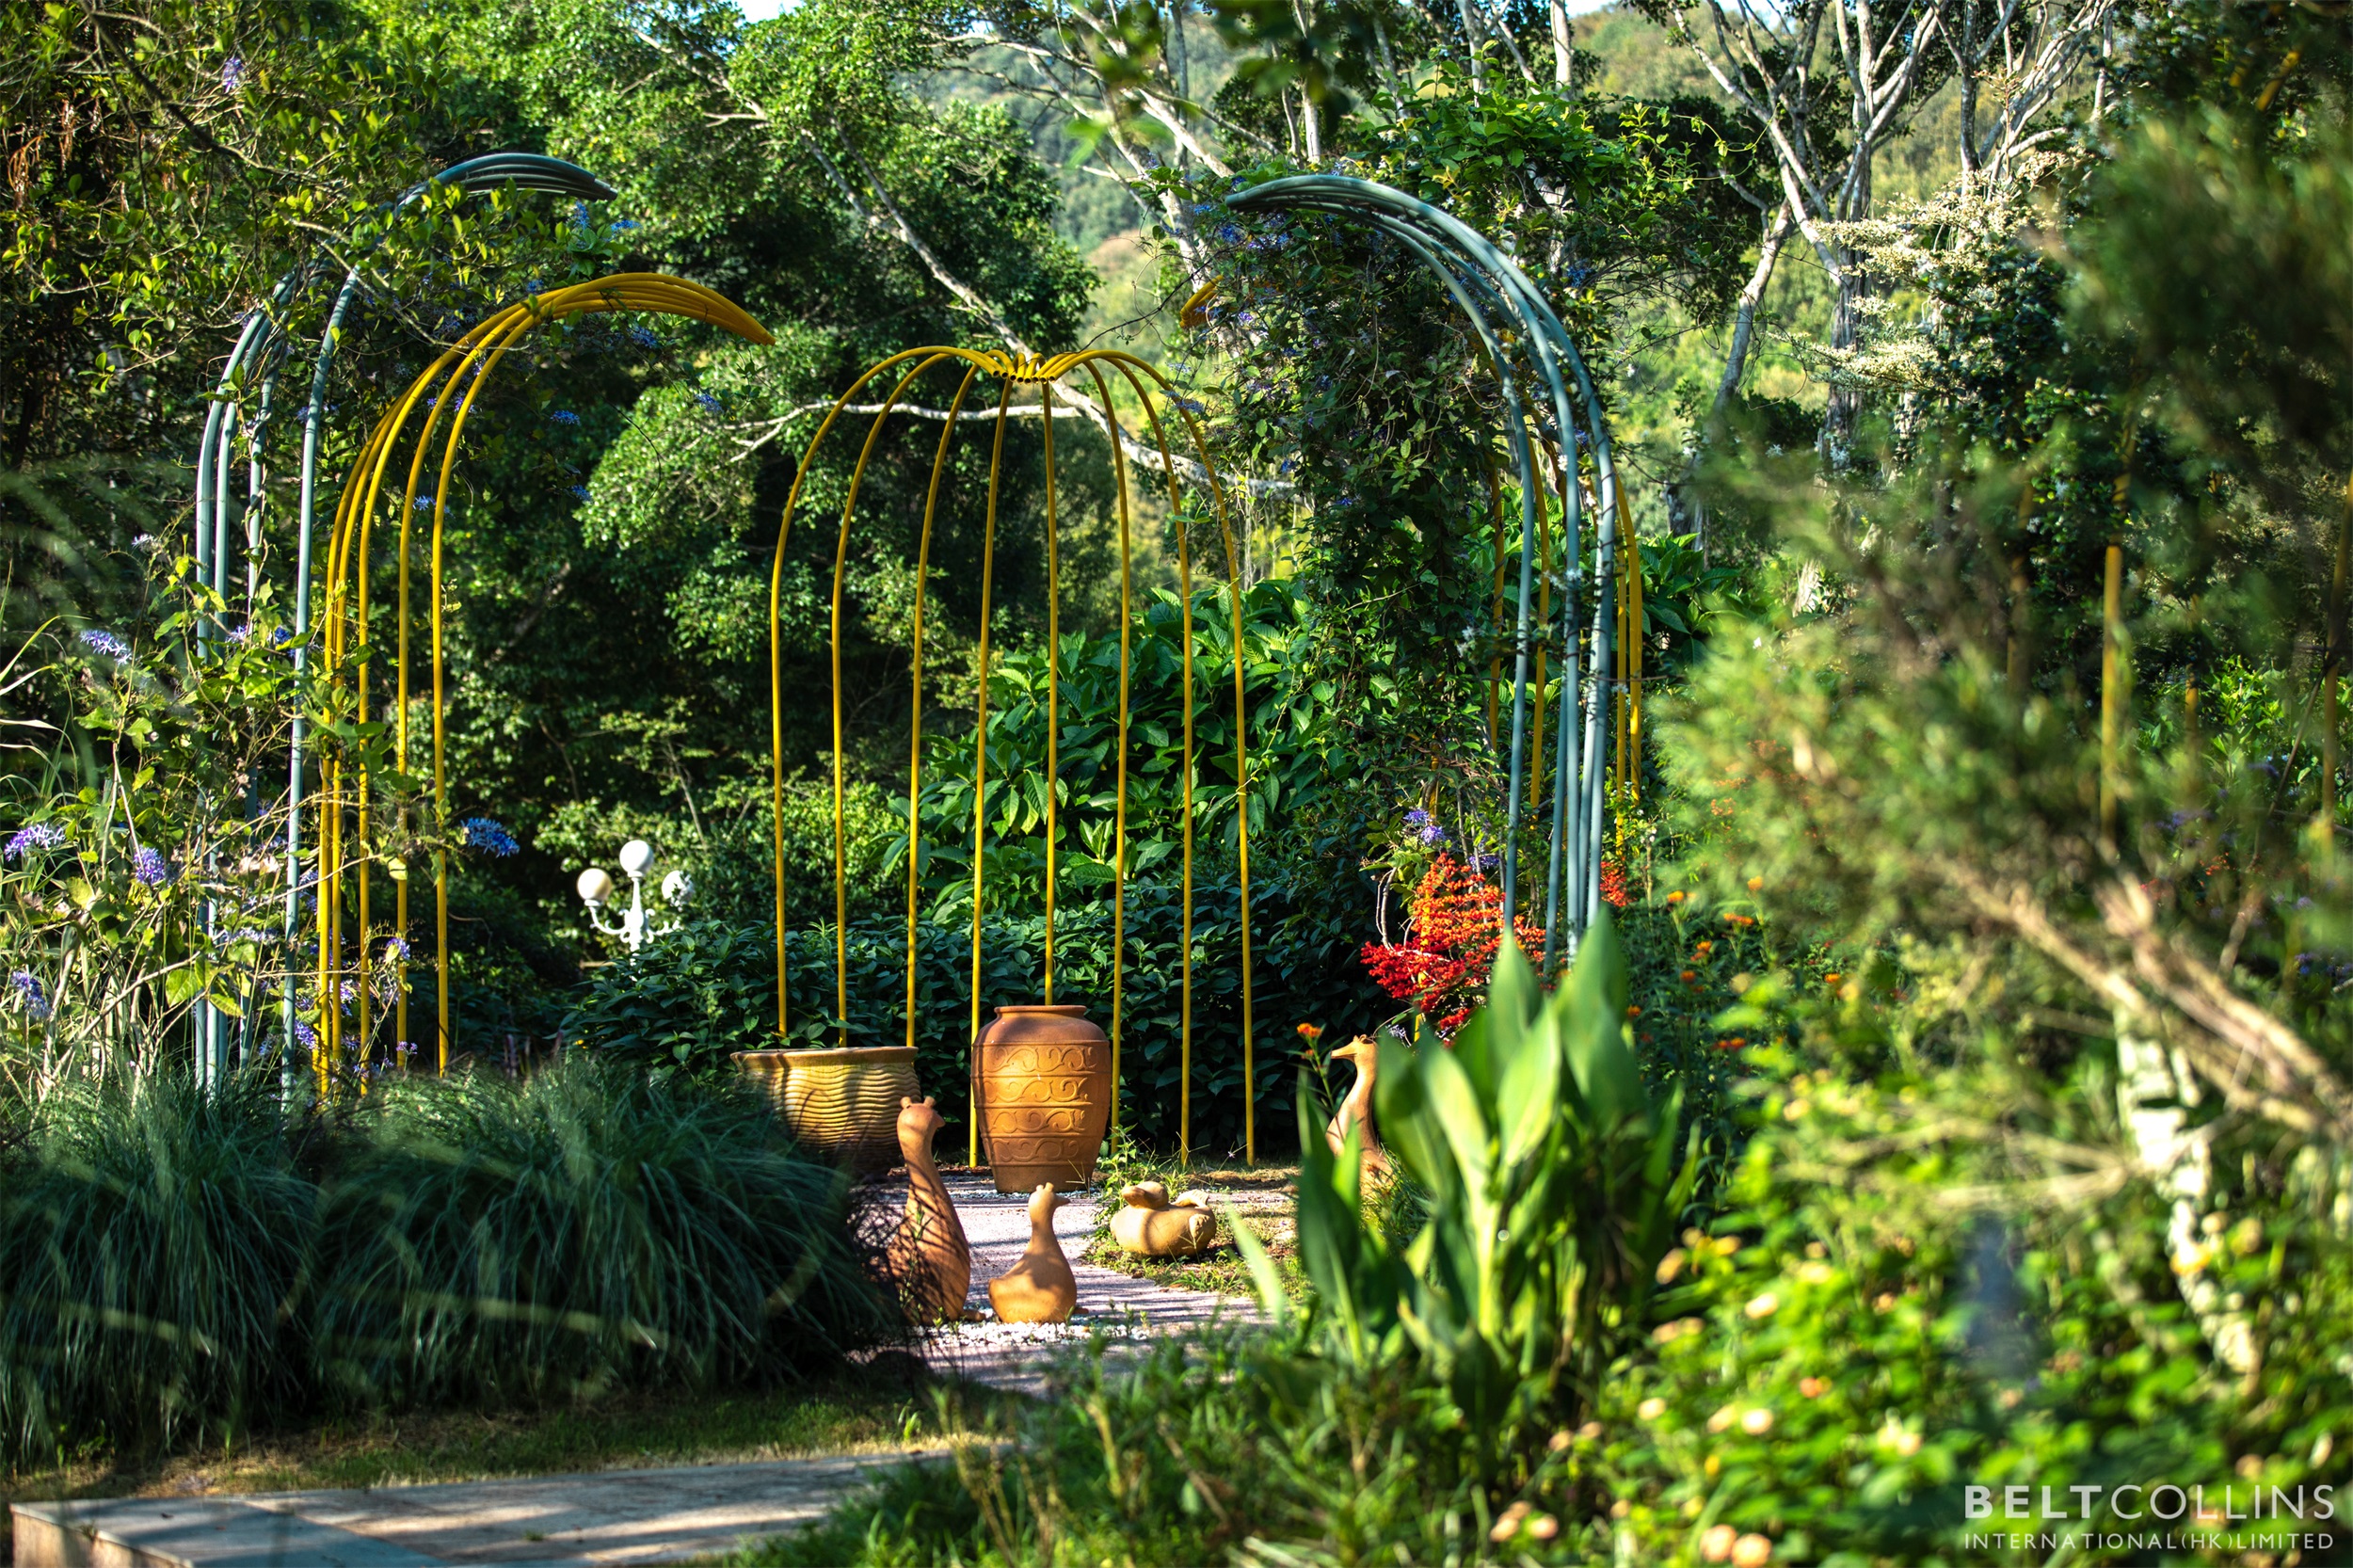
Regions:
[[973, 1003, 1112, 1194], [736, 1045, 918, 1174]]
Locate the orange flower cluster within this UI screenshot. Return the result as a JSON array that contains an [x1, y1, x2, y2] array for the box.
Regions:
[[1601, 857, 1631, 908], [1361, 853, 1545, 1033]]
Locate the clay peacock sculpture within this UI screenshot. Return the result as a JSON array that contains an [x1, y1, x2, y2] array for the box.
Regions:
[[1109, 1181, 1219, 1256], [987, 1182, 1079, 1323], [888, 1096, 971, 1323]]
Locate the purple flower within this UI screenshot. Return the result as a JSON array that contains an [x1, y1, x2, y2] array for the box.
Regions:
[[221, 55, 245, 93], [549, 408, 581, 425], [292, 1018, 318, 1050], [10, 970, 51, 1021], [568, 485, 591, 503], [131, 846, 172, 887], [383, 936, 411, 963], [459, 816, 520, 856], [693, 390, 724, 416], [79, 629, 131, 660], [627, 324, 660, 349], [413, 496, 434, 510], [6, 822, 68, 860]]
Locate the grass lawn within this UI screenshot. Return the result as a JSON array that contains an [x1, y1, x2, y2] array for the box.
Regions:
[[0, 1352, 1008, 1510], [1081, 1158, 1308, 1303]]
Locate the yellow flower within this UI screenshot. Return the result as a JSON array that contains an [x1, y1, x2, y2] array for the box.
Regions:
[[1744, 1291, 1780, 1319], [1707, 1404, 1737, 1433], [1638, 1397, 1668, 1420], [1740, 1407, 1774, 1435], [1701, 1523, 1738, 1562], [1732, 1533, 1775, 1567], [1797, 1261, 1833, 1284], [1488, 1501, 1531, 1543]]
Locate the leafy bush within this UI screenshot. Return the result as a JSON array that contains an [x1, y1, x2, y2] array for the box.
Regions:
[[1563, 1082, 2352, 1565], [310, 1061, 897, 1408], [1244, 917, 1698, 1443], [0, 1072, 314, 1466]]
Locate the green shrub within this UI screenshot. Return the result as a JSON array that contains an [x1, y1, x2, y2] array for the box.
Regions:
[[733, 1330, 1577, 1568], [1241, 915, 1698, 1448], [1564, 1107, 2352, 1566], [309, 1061, 900, 1409], [0, 1072, 314, 1466]]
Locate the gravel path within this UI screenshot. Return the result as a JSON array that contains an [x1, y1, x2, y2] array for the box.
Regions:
[[913, 1173, 1261, 1393]]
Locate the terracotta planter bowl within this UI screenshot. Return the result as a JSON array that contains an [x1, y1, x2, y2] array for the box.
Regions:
[[737, 1045, 919, 1174], [974, 1003, 1112, 1193]]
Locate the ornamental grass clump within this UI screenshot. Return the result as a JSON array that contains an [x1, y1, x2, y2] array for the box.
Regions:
[[0, 1071, 314, 1467], [311, 1060, 897, 1409]]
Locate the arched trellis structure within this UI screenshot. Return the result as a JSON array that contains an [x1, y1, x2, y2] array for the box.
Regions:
[[312, 275, 773, 1094], [1225, 176, 1625, 969], [769, 346, 1259, 1164], [188, 153, 616, 1086]]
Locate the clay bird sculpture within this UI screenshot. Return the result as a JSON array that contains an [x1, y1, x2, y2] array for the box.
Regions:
[[1325, 1035, 1389, 1176], [888, 1096, 971, 1324], [1109, 1181, 1219, 1256], [987, 1183, 1079, 1323]]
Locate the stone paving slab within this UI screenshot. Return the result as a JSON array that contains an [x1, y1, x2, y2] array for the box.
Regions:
[[13, 1495, 446, 1567], [13, 1450, 961, 1568]]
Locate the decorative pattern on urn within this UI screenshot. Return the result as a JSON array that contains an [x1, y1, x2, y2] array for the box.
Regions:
[[974, 1005, 1112, 1193]]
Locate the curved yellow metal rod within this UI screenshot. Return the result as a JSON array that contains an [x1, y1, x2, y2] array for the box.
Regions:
[[322, 278, 769, 1081], [968, 375, 1012, 1164], [764, 344, 1248, 1161], [905, 365, 982, 1048], [765, 344, 1009, 1046], [1076, 360, 1135, 1144], [827, 352, 966, 1042], [1040, 379, 1060, 1002], [1096, 354, 1254, 1165]]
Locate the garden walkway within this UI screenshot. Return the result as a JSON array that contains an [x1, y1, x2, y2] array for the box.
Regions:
[[9, 1180, 1258, 1567], [917, 1173, 1260, 1394]]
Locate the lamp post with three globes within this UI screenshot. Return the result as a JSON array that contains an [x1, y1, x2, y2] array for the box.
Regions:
[[575, 839, 690, 955]]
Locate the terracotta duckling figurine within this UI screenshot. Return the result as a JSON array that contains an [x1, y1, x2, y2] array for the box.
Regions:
[[987, 1183, 1079, 1323], [1109, 1181, 1219, 1256], [888, 1096, 971, 1324], [1325, 1035, 1389, 1177]]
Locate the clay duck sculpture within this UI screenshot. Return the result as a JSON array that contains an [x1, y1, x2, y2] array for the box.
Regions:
[[888, 1096, 971, 1324], [1109, 1181, 1219, 1256], [987, 1183, 1079, 1323], [1325, 1035, 1389, 1177]]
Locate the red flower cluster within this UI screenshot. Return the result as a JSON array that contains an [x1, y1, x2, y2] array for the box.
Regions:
[[1361, 853, 1545, 1033], [1601, 857, 1631, 908]]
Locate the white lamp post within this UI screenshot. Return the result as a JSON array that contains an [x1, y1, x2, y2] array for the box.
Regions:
[[576, 838, 690, 954]]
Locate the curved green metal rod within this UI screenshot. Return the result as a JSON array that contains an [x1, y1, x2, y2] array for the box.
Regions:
[[1226, 174, 1624, 967]]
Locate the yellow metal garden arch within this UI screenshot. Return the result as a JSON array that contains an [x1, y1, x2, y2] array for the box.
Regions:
[[313, 273, 773, 1095], [768, 346, 1260, 1162]]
